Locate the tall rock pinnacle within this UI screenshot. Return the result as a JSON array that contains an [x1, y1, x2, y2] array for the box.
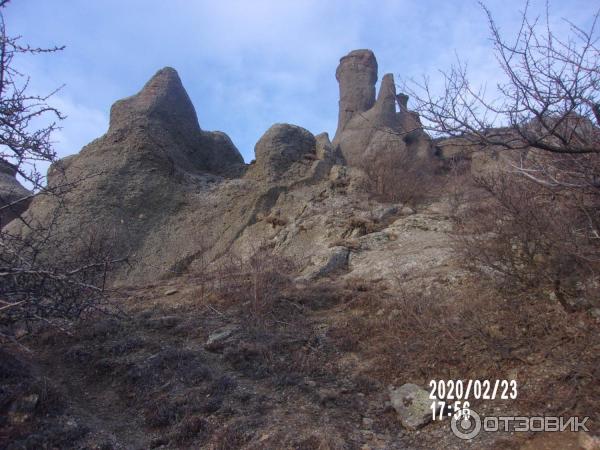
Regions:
[[109, 67, 200, 135], [332, 49, 433, 166], [372, 73, 398, 128], [103, 66, 243, 175], [335, 49, 378, 136]]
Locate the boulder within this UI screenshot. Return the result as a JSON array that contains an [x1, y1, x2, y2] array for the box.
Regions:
[[248, 124, 317, 181], [388, 383, 437, 430]]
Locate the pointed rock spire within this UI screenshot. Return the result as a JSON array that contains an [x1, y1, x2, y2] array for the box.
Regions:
[[109, 67, 200, 134], [373, 73, 399, 128]]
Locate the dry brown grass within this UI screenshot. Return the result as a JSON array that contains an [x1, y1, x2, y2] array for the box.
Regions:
[[326, 278, 600, 428], [329, 238, 361, 250], [209, 244, 298, 327], [451, 169, 600, 313], [359, 149, 435, 208]]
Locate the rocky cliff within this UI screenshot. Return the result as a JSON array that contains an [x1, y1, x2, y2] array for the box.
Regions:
[[7, 50, 443, 285]]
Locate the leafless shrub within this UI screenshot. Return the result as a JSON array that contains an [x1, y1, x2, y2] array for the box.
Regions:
[[407, 2, 600, 310], [212, 243, 298, 325], [330, 276, 600, 421], [0, 3, 64, 192], [0, 220, 126, 338], [451, 168, 600, 311], [409, 3, 600, 158], [0, 3, 124, 340], [360, 149, 434, 208]]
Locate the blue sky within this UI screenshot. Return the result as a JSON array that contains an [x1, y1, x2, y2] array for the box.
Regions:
[[5, 0, 596, 164]]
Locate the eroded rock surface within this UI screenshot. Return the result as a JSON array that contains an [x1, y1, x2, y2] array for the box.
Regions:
[[0, 160, 31, 226], [247, 124, 317, 181], [333, 49, 433, 167], [335, 49, 378, 136], [8, 51, 453, 286], [389, 384, 437, 430]]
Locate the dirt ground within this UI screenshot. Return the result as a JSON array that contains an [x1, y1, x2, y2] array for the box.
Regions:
[[2, 267, 599, 449]]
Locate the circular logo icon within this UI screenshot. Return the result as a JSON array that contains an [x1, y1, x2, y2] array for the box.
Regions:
[[451, 408, 481, 440]]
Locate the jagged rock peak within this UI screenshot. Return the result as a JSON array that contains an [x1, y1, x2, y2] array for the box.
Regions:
[[377, 73, 397, 104], [109, 67, 200, 134], [335, 49, 378, 135], [373, 73, 398, 128]]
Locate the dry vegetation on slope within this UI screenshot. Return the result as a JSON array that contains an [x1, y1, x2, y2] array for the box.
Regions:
[[2, 2, 600, 449], [3, 194, 600, 449]]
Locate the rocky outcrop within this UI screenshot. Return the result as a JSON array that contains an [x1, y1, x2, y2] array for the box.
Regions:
[[110, 67, 199, 135], [335, 49, 378, 136], [0, 160, 31, 226], [7, 66, 346, 283], [332, 49, 433, 167], [7, 51, 448, 285], [315, 132, 338, 161], [107, 67, 244, 176], [247, 124, 317, 181], [6, 67, 248, 282]]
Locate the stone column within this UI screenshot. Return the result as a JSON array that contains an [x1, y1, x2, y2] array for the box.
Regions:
[[334, 49, 378, 137]]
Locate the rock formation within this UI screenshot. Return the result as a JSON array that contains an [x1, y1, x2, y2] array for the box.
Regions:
[[335, 49, 378, 136], [332, 49, 433, 167], [247, 124, 317, 181], [7, 66, 343, 283], [0, 160, 30, 226], [108, 67, 244, 175], [7, 67, 249, 282], [8, 50, 443, 285]]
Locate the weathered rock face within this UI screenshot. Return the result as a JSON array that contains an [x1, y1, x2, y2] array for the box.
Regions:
[[335, 49, 378, 136], [6, 67, 248, 282], [333, 49, 433, 167], [110, 67, 199, 135], [7, 51, 451, 286], [107, 67, 244, 176], [248, 124, 317, 181], [0, 160, 31, 226], [7, 65, 349, 284]]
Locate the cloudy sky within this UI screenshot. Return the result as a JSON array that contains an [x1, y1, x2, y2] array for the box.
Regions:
[[5, 0, 596, 164]]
